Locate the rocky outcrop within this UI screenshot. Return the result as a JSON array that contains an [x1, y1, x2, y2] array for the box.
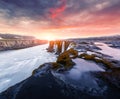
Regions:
[[0, 71, 79, 99], [0, 39, 47, 51], [101, 68, 120, 88], [0, 63, 105, 99], [55, 48, 78, 70], [56, 52, 75, 70], [79, 53, 116, 70], [1, 62, 120, 99]]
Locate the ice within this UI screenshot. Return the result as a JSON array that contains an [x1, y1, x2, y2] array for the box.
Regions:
[[95, 42, 120, 60], [0, 44, 56, 93], [66, 58, 104, 80], [69, 58, 104, 80], [54, 58, 105, 94]]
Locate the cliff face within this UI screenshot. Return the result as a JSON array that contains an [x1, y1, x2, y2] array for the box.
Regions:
[[0, 39, 47, 51]]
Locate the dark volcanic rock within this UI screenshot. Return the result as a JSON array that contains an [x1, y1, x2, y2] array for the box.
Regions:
[[101, 68, 120, 88], [0, 70, 97, 99], [1, 63, 120, 99]]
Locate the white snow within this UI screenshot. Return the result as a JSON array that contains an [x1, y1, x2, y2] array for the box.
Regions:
[[95, 42, 120, 60], [68, 58, 104, 80], [54, 58, 105, 94], [0, 44, 56, 93], [86, 51, 96, 55]]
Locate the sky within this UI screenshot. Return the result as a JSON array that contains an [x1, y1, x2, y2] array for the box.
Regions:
[[0, 0, 120, 39]]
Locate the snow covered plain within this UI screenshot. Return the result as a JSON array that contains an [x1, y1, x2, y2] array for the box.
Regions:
[[95, 42, 120, 60], [0, 44, 56, 93]]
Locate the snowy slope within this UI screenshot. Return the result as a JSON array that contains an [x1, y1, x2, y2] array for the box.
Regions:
[[95, 42, 120, 60], [0, 44, 56, 93]]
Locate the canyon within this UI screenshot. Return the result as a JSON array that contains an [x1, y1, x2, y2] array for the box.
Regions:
[[0, 39, 47, 51]]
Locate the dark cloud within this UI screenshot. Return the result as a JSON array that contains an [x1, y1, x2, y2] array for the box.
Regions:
[[0, 0, 62, 20], [97, 1, 120, 15], [50, 0, 66, 19], [0, 0, 120, 38], [63, 0, 120, 17], [0, 0, 120, 22]]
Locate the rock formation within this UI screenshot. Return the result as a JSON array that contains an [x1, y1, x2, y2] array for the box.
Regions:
[[56, 49, 76, 69], [0, 39, 47, 51], [0, 63, 103, 99]]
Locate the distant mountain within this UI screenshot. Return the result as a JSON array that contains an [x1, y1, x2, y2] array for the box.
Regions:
[[68, 35, 120, 41], [0, 33, 36, 40]]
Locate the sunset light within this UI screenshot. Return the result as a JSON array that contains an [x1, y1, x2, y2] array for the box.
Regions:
[[44, 35, 56, 41], [0, 0, 119, 38], [0, 0, 120, 99], [39, 33, 56, 41]]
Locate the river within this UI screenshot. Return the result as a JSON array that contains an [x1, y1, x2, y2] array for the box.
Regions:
[[0, 44, 56, 93]]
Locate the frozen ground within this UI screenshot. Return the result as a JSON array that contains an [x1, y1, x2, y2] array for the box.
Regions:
[[0, 42, 116, 94], [0, 44, 56, 93], [95, 42, 120, 60], [54, 58, 106, 94]]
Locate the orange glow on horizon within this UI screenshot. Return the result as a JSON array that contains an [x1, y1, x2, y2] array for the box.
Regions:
[[37, 33, 57, 41]]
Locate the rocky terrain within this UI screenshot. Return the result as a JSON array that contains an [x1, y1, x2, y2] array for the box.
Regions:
[[0, 39, 47, 51], [0, 33, 47, 51], [0, 37, 120, 99], [0, 55, 120, 99], [0, 64, 103, 99], [0, 41, 120, 99]]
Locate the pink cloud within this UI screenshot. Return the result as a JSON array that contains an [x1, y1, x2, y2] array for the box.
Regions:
[[50, 0, 66, 19]]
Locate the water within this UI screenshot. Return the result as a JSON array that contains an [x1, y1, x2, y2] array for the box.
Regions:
[[0, 44, 56, 93], [54, 58, 106, 95], [0, 43, 109, 94]]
